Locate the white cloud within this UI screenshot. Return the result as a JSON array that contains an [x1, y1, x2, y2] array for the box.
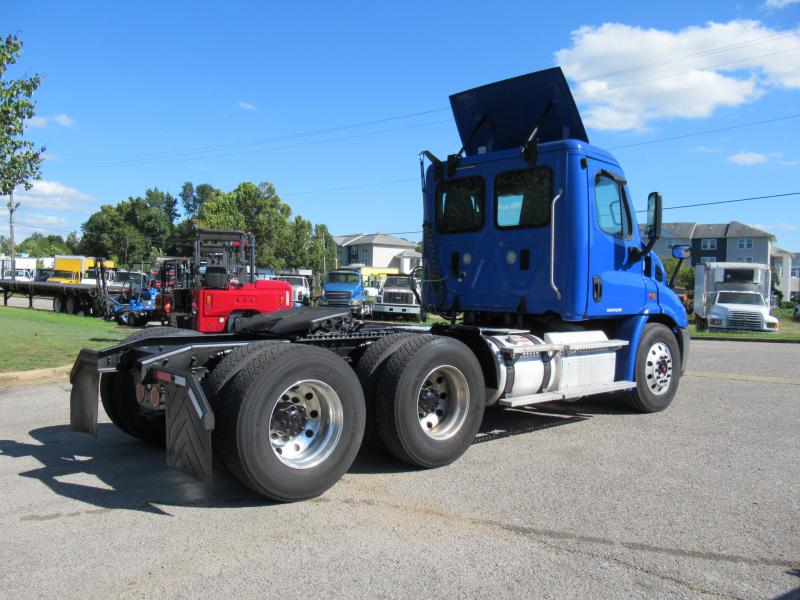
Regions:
[[12, 180, 94, 210], [52, 113, 75, 127], [763, 0, 800, 8], [752, 222, 796, 232], [728, 150, 769, 165], [24, 113, 76, 128], [238, 101, 258, 111], [555, 20, 800, 131], [689, 145, 722, 153]]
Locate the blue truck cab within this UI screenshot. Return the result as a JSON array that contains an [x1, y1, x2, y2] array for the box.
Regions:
[[420, 67, 689, 411], [320, 267, 367, 317]]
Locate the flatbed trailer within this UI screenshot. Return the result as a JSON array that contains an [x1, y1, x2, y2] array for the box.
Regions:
[[0, 278, 104, 314]]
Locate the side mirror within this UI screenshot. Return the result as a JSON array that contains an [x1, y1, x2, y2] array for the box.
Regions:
[[671, 245, 691, 259], [646, 192, 662, 242]]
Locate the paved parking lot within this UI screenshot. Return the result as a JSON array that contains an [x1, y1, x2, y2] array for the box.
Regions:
[[1, 340, 798, 599]]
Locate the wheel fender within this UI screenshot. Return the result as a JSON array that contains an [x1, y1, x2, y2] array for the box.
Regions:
[[615, 315, 649, 382]]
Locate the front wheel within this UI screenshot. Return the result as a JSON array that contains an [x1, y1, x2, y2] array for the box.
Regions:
[[625, 323, 681, 413]]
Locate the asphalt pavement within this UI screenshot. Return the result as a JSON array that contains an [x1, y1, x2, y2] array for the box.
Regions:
[[0, 340, 798, 599]]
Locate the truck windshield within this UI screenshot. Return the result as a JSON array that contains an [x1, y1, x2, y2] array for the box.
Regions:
[[435, 176, 485, 233], [384, 277, 412, 288], [717, 292, 764, 306], [50, 270, 76, 279], [278, 277, 305, 286], [328, 272, 360, 284]]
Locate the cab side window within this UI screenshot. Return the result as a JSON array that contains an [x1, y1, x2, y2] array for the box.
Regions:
[[595, 175, 632, 239]]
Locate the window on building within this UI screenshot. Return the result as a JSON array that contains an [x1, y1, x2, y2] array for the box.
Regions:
[[348, 245, 359, 264], [595, 175, 632, 238], [737, 238, 753, 249], [700, 239, 717, 250], [735, 257, 754, 263], [700, 257, 715, 264]]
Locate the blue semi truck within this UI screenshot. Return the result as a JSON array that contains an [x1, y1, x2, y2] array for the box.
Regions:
[[319, 267, 369, 318], [69, 67, 689, 502]]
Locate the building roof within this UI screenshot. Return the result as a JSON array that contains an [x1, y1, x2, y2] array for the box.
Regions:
[[399, 249, 422, 258], [659, 221, 772, 240], [661, 222, 696, 239], [333, 233, 417, 248]]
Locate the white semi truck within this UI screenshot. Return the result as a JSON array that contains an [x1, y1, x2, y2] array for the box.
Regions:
[[694, 262, 778, 333]]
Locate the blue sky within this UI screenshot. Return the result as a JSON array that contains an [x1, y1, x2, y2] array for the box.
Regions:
[[3, 0, 800, 251]]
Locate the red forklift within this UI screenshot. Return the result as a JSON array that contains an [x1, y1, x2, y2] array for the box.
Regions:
[[168, 230, 292, 333]]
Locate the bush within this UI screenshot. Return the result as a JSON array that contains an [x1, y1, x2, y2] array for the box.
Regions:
[[779, 301, 796, 310]]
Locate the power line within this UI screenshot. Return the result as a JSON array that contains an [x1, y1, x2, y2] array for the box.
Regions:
[[608, 113, 800, 150], [47, 119, 452, 169], [45, 29, 800, 167]]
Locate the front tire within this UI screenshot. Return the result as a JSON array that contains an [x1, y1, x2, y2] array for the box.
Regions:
[[53, 295, 65, 313], [625, 323, 681, 413], [375, 335, 485, 468], [217, 344, 365, 501]]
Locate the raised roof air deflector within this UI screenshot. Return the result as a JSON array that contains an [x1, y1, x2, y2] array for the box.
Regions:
[[449, 67, 588, 156]]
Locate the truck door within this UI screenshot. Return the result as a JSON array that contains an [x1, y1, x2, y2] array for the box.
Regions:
[[586, 162, 646, 317]]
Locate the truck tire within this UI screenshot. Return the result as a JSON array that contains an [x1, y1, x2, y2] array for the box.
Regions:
[[216, 344, 365, 501], [375, 335, 485, 468], [100, 326, 202, 445], [203, 340, 281, 399], [65, 295, 78, 315], [625, 323, 681, 413], [695, 317, 706, 332], [53, 295, 65, 313], [355, 332, 413, 450]]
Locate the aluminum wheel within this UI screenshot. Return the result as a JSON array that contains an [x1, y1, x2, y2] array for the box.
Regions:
[[645, 342, 673, 395], [416, 365, 470, 440], [268, 380, 344, 470]]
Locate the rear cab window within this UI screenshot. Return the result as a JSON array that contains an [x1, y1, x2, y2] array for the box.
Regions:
[[494, 167, 553, 229], [435, 176, 485, 233]]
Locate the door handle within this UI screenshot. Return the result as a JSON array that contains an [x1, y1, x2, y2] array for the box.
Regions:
[[592, 275, 603, 303]]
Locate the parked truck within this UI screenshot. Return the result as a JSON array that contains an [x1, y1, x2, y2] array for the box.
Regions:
[[373, 274, 423, 321], [693, 262, 778, 332], [1, 257, 36, 280], [319, 267, 370, 317], [69, 67, 690, 502]]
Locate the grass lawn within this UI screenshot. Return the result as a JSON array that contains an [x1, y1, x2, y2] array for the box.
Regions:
[[0, 307, 135, 372], [690, 308, 800, 341]]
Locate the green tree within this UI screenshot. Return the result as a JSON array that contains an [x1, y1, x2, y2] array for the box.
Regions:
[[17, 232, 71, 256], [1, 34, 45, 267], [80, 197, 171, 265], [143, 187, 179, 225], [662, 257, 695, 290], [65, 231, 80, 253], [0, 235, 10, 254]]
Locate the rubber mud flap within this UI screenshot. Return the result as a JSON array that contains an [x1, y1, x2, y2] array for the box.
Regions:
[[164, 377, 214, 485], [69, 349, 100, 435]]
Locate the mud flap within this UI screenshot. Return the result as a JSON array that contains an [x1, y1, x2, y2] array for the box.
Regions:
[[155, 369, 215, 485], [69, 349, 100, 435]]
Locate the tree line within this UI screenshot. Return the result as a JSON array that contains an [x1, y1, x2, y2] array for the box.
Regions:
[[6, 180, 338, 277]]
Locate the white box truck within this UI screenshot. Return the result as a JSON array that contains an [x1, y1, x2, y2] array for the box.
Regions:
[[694, 262, 778, 332]]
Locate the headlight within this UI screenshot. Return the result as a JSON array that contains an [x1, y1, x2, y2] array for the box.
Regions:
[[376, 297, 382, 304], [352, 299, 362, 305], [709, 318, 722, 326], [766, 321, 779, 329]]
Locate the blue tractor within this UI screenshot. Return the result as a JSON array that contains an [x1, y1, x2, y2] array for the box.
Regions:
[[69, 67, 689, 502]]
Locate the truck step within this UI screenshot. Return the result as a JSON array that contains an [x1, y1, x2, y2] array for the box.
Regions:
[[504, 338, 628, 359], [499, 380, 635, 408]]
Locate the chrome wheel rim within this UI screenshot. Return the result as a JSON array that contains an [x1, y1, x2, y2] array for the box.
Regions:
[[645, 342, 673, 395], [268, 380, 343, 469], [416, 365, 469, 440]]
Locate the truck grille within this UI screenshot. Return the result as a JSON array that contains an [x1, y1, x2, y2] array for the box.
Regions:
[[727, 311, 763, 331], [384, 291, 414, 305], [325, 291, 351, 304]]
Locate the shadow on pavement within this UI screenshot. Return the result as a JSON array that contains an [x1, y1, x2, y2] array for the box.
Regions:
[[0, 396, 623, 513]]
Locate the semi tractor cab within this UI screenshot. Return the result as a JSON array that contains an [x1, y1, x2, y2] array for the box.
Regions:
[[320, 267, 368, 317], [69, 67, 690, 503]]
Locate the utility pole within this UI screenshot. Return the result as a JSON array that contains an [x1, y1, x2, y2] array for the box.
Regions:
[[8, 191, 20, 281]]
